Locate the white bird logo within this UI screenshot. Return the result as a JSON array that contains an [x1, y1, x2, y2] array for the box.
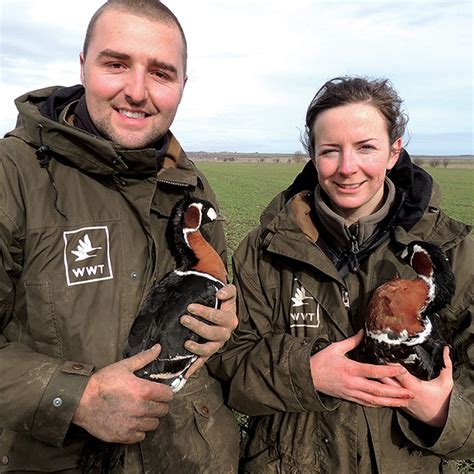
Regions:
[[291, 287, 313, 307], [71, 234, 102, 261]]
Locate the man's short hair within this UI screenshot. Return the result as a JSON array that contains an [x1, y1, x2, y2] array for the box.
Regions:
[[83, 0, 187, 72]]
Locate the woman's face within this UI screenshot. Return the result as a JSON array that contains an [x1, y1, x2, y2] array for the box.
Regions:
[[312, 102, 401, 225]]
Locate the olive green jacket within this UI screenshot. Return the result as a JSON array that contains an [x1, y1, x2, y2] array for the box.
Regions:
[[0, 86, 238, 473], [211, 164, 473, 473]]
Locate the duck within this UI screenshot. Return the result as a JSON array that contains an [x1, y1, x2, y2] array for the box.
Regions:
[[79, 195, 226, 473], [364, 240, 455, 381], [124, 195, 227, 391]]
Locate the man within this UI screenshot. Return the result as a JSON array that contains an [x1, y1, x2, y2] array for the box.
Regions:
[[0, 1, 239, 472]]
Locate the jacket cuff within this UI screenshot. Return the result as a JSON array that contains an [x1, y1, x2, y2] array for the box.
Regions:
[[288, 338, 340, 412], [31, 361, 94, 447], [397, 385, 472, 455]]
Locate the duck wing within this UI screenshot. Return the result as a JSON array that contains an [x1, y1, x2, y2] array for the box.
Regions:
[[124, 271, 224, 388]]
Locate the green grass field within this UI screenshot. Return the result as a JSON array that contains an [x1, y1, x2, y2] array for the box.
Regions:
[[198, 162, 474, 255]]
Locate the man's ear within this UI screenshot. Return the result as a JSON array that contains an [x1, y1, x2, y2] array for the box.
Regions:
[[387, 137, 402, 170], [79, 52, 85, 85]]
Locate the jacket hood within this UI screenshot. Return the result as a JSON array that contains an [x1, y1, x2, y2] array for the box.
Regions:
[[261, 149, 436, 232], [6, 85, 196, 185]]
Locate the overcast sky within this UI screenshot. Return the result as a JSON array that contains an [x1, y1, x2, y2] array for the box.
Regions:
[[1, 0, 472, 155]]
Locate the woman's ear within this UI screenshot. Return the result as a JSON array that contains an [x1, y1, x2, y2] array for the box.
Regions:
[[387, 137, 402, 170]]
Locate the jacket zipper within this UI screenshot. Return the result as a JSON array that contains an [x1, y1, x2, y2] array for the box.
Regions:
[[348, 224, 360, 272], [341, 289, 350, 309], [156, 178, 190, 187]]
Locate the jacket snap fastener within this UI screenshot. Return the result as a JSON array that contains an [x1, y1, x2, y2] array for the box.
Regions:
[[1, 455, 9, 466], [72, 363, 84, 370], [323, 437, 330, 444], [53, 397, 63, 407], [131, 272, 138, 279], [201, 405, 209, 416]]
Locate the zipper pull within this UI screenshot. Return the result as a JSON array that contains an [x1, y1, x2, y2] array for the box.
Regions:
[[342, 289, 350, 309], [349, 233, 360, 272]]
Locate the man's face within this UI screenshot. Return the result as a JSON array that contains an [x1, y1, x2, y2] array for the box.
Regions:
[[80, 9, 187, 149]]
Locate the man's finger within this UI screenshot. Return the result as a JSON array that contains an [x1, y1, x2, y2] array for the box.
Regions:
[[216, 283, 236, 301], [184, 357, 206, 379], [122, 344, 161, 372], [181, 315, 226, 341]]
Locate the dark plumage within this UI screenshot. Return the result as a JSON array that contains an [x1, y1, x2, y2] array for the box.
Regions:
[[79, 196, 226, 473], [124, 196, 226, 390], [364, 240, 455, 381]]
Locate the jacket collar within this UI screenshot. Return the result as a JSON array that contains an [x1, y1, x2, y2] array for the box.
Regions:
[[282, 150, 435, 232], [8, 85, 197, 186]]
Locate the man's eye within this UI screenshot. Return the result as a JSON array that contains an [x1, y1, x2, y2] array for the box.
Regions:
[[151, 71, 168, 79], [108, 63, 124, 70]]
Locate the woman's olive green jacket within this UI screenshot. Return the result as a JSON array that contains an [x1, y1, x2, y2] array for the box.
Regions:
[[211, 158, 473, 473]]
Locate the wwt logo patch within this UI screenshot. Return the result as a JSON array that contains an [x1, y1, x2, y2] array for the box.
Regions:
[[290, 283, 321, 329], [63, 226, 113, 286]]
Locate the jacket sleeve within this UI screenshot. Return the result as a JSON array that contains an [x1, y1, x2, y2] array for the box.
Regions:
[[396, 235, 474, 459], [209, 229, 340, 416], [0, 158, 93, 448]]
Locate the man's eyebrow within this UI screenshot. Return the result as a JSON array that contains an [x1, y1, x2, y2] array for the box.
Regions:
[[97, 49, 130, 61], [148, 59, 178, 75], [96, 49, 178, 75]]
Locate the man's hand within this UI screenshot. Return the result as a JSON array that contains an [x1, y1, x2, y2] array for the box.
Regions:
[[72, 344, 174, 444], [180, 284, 238, 378], [380, 346, 453, 428], [310, 330, 415, 407]]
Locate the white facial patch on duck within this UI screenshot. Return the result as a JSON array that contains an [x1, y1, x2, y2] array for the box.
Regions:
[[207, 207, 217, 221]]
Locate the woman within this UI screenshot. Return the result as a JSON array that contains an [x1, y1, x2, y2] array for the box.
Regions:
[[211, 77, 473, 473]]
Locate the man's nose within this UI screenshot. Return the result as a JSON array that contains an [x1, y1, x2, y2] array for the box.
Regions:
[[124, 70, 148, 105]]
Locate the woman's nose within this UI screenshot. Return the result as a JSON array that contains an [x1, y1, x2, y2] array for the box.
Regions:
[[338, 149, 357, 175]]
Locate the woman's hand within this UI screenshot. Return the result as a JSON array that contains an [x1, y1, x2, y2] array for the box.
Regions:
[[380, 346, 453, 428], [310, 330, 415, 407]]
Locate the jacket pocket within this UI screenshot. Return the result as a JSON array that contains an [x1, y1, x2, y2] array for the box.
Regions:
[[24, 281, 63, 359], [0, 427, 80, 472], [190, 378, 239, 473], [142, 373, 239, 474]]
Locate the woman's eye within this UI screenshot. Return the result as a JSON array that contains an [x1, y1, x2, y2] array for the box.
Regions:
[[321, 149, 337, 156]]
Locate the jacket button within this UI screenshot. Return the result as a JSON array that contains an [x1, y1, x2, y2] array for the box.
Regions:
[[52, 397, 63, 408], [323, 437, 330, 444], [1, 455, 9, 465], [131, 271, 138, 279], [72, 363, 84, 370], [201, 405, 209, 416]]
